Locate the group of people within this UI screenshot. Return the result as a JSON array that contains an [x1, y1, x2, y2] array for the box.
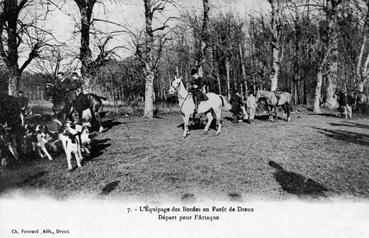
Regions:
[[230, 91, 257, 124]]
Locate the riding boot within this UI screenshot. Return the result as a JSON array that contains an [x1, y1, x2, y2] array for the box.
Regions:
[[194, 97, 198, 115]]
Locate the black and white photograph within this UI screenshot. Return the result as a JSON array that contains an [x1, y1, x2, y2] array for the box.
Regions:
[[0, 0, 369, 237]]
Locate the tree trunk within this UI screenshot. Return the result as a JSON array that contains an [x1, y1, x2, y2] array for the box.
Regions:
[[75, 0, 95, 80], [144, 67, 154, 118], [216, 62, 222, 95], [197, 0, 210, 76], [239, 44, 247, 97], [313, 70, 323, 113], [225, 56, 231, 99], [143, 0, 155, 118], [326, 72, 338, 108], [269, 0, 282, 92], [8, 66, 20, 96], [325, 44, 338, 108]]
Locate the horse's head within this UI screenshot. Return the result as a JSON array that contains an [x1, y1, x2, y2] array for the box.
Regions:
[[44, 82, 57, 100], [169, 76, 183, 95]]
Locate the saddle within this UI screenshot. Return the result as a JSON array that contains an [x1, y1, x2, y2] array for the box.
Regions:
[[191, 89, 208, 102]]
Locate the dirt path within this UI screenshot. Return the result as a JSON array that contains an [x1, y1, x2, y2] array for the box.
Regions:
[[1, 108, 369, 201]]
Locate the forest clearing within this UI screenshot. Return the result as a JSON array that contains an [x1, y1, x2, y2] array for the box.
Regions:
[[1, 107, 368, 202]]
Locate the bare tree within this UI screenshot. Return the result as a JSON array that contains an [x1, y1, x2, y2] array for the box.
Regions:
[[195, 0, 210, 77], [0, 0, 54, 95], [33, 45, 79, 80], [312, 0, 342, 113], [139, 0, 174, 118], [268, 0, 284, 92], [353, 0, 369, 93], [71, 0, 122, 91]]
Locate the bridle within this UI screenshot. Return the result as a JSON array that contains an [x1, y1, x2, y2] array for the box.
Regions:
[[170, 80, 187, 100], [170, 80, 190, 111]]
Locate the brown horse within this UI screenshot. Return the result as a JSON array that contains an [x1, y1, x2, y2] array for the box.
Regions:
[[255, 90, 293, 122], [45, 83, 106, 132]]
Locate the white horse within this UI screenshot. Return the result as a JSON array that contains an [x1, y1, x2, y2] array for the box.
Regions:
[[169, 76, 231, 137]]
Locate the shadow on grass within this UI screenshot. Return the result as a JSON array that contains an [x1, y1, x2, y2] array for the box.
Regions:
[[329, 122, 369, 130], [21, 171, 49, 185], [308, 113, 338, 118], [228, 192, 243, 202], [102, 119, 123, 131], [83, 138, 111, 163], [177, 118, 217, 131], [314, 127, 369, 146], [181, 193, 196, 202], [99, 181, 120, 195], [0, 171, 49, 194], [268, 161, 328, 199]]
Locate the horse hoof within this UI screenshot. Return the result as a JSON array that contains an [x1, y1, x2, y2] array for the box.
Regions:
[[215, 132, 220, 136], [99, 127, 104, 133]]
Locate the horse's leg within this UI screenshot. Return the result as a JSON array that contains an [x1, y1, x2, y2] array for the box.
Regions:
[[204, 110, 213, 135], [286, 104, 291, 122], [214, 109, 222, 136], [183, 114, 190, 138], [268, 106, 274, 122], [93, 106, 104, 132]]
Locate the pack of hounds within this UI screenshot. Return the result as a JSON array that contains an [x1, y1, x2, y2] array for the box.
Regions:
[[1, 116, 93, 171]]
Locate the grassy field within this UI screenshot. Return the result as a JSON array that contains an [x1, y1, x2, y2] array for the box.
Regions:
[[0, 105, 368, 202]]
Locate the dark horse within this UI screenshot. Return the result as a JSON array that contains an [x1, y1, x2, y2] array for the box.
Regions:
[[255, 90, 293, 122], [45, 83, 106, 132]]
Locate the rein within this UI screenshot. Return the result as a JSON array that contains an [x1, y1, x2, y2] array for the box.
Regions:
[[170, 81, 190, 111]]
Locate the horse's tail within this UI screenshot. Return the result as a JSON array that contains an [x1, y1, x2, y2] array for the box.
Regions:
[[219, 95, 232, 110]]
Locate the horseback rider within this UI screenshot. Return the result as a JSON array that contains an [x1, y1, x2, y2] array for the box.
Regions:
[[57, 71, 83, 102], [189, 68, 206, 114]]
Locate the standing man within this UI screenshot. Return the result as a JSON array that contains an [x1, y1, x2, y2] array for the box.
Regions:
[[17, 90, 29, 126], [246, 91, 257, 124], [230, 92, 243, 123], [270, 70, 280, 104]]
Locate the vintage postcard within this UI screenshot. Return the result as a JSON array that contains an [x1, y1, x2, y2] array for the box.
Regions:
[[0, 0, 369, 237]]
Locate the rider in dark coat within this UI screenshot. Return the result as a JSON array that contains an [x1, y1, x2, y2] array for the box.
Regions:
[[189, 68, 207, 113], [58, 72, 83, 104]]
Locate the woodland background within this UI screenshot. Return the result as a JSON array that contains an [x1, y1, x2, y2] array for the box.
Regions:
[[1, 0, 369, 116]]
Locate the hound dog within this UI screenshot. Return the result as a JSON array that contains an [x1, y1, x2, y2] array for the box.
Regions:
[[79, 122, 92, 155], [23, 124, 58, 161], [59, 122, 84, 170]]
